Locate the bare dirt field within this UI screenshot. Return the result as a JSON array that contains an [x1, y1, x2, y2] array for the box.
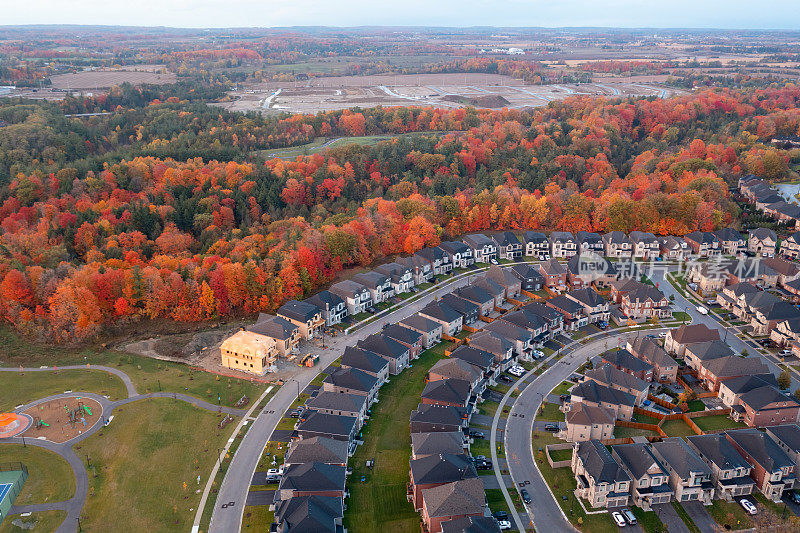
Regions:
[[49, 67, 176, 90], [215, 72, 684, 114], [22, 396, 102, 443]]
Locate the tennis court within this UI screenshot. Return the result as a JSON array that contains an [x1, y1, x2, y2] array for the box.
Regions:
[[0, 465, 28, 524]]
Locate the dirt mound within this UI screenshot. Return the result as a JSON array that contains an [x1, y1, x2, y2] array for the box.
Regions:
[[440, 94, 510, 108]]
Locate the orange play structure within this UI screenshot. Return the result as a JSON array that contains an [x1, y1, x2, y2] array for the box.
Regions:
[[0, 412, 28, 438]]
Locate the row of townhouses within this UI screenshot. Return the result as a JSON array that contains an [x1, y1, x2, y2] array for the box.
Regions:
[[739, 175, 800, 232]]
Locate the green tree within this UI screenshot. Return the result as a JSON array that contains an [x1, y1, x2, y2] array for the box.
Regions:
[[778, 370, 791, 390]]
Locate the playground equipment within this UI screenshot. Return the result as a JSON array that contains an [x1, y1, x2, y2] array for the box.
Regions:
[[32, 417, 49, 429], [65, 402, 86, 426], [0, 413, 30, 438], [298, 353, 319, 367]]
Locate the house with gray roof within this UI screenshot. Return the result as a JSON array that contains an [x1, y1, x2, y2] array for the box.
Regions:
[[568, 380, 636, 421], [473, 276, 506, 307], [735, 386, 800, 428], [572, 439, 631, 508], [699, 356, 770, 393], [420, 478, 487, 533], [428, 358, 484, 395], [417, 246, 451, 275], [566, 252, 617, 289], [545, 294, 588, 330], [612, 443, 673, 509], [398, 254, 435, 285], [684, 340, 735, 373], [276, 462, 347, 501], [294, 411, 358, 443], [765, 424, 800, 475], [749, 228, 778, 257], [352, 271, 393, 304], [686, 434, 755, 500], [305, 391, 368, 429], [284, 436, 349, 466], [509, 263, 544, 292], [340, 346, 389, 384], [482, 319, 535, 359], [650, 438, 714, 504], [277, 299, 325, 340], [628, 231, 660, 259], [357, 333, 410, 374], [713, 227, 746, 256], [485, 265, 521, 299], [305, 290, 347, 326], [725, 428, 796, 501], [537, 258, 567, 289], [420, 300, 463, 336], [322, 367, 380, 402], [411, 431, 467, 460], [497, 309, 549, 345], [584, 364, 649, 406], [440, 516, 502, 533], [550, 231, 577, 258], [718, 373, 779, 408], [274, 495, 343, 533], [467, 331, 515, 371], [493, 231, 522, 260], [441, 294, 480, 326], [664, 323, 720, 358], [576, 231, 604, 254], [410, 404, 469, 434], [438, 241, 474, 269], [409, 453, 478, 510], [421, 378, 473, 408], [627, 337, 678, 383], [523, 231, 550, 259], [381, 323, 424, 359], [462, 234, 497, 264], [602, 231, 633, 258], [246, 313, 301, 356], [452, 285, 494, 316], [400, 313, 443, 348], [375, 262, 415, 294], [657, 235, 689, 261], [329, 280, 373, 315], [601, 348, 654, 382], [448, 345, 496, 374]]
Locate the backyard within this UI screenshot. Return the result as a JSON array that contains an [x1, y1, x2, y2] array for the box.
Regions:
[[342, 341, 453, 533], [692, 414, 747, 432], [660, 418, 697, 438]]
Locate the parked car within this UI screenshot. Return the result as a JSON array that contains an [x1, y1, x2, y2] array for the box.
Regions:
[[597, 321, 608, 330], [739, 498, 757, 515], [475, 460, 492, 471], [493, 511, 508, 521], [490, 259, 499, 265], [532, 349, 545, 359], [499, 375, 513, 383], [544, 423, 559, 432], [508, 367, 524, 377], [520, 488, 531, 504], [789, 491, 800, 505], [497, 519, 512, 530], [611, 511, 627, 527], [469, 429, 485, 439], [696, 305, 709, 315], [658, 331, 666, 338], [779, 349, 792, 356], [622, 508, 636, 525]]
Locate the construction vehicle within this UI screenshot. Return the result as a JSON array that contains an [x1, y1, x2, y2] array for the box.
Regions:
[[299, 353, 319, 367]]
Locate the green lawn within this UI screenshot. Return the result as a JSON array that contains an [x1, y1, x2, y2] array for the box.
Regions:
[[0, 369, 128, 412], [241, 506, 273, 532], [485, 488, 511, 515], [633, 414, 662, 425], [0, 445, 75, 505], [613, 425, 660, 438], [692, 414, 747, 432], [478, 400, 501, 417], [707, 499, 754, 530], [671, 501, 701, 533], [76, 398, 235, 532], [549, 448, 572, 462], [550, 381, 573, 396], [631, 506, 665, 533], [536, 402, 564, 422], [686, 400, 706, 412], [532, 431, 618, 532], [0, 511, 67, 533], [342, 342, 453, 533], [672, 312, 692, 322], [660, 419, 697, 438]]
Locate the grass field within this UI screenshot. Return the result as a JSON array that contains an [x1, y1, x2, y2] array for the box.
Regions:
[[485, 488, 511, 515], [660, 419, 697, 438], [692, 414, 747, 432], [613, 425, 660, 438], [241, 506, 273, 532], [686, 400, 706, 412], [707, 499, 754, 530], [0, 326, 268, 409], [550, 381, 573, 396], [549, 448, 572, 462], [536, 402, 564, 422], [0, 369, 127, 412], [342, 341, 453, 533], [0, 511, 67, 533], [0, 445, 75, 505], [76, 398, 234, 532]]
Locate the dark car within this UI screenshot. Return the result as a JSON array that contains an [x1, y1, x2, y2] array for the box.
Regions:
[[790, 491, 800, 505], [493, 511, 509, 521], [499, 375, 513, 383], [520, 488, 531, 504], [544, 423, 559, 432], [469, 429, 485, 439]]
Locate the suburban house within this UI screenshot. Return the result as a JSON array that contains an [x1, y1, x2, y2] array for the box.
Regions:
[[438, 241, 474, 269], [246, 313, 301, 357], [565, 287, 610, 324], [734, 385, 800, 427], [357, 333, 411, 375], [340, 346, 390, 385], [612, 443, 673, 510], [493, 231, 523, 260], [550, 231, 578, 258], [657, 235, 689, 261], [629, 231, 660, 259], [537, 258, 568, 289], [725, 428, 796, 502], [482, 319, 535, 358], [462, 234, 497, 264], [417, 246, 452, 275], [523, 231, 550, 259], [352, 271, 393, 304], [576, 231, 605, 254], [765, 424, 800, 476], [627, 337, 678, 383], [566, 252, 616, 289], [400, 314, 444, 348], [564, 403, 615, 442], [330, 280, 373, 315], [713, 227, 747, 256], [411, 431, 467, 460], [780, 232, 800, 260], [609, 279, 670, 320], [683, 340, 735, 373], [509, 263, 544, 292], [697, 356, 770, 393], [567, 380, 636, 421], [651, 438, 715, 505], [473, 277, 506, 308], [277, 462, 347, 501], [440, 517, 499, 533], [716, 282, 761, 316], [764, 256, 800, 286], [322, 366, 381, 402], [468, 331, 515, 370], [545, 294, 588, 331], [381, 323, 424, 359], [305, 392, 369, 430], [452, 285, 494, 316], [375, 262, 415, 294], [601, 348, 654, 382], [726, 258, 779, 288], [410, 404, 469, 434], [664, 324, 720, 358], [408, 453, 478, 510], [683, 231, 722, 258], [419, 300, 464, 336], [686, 434, 755, 500], [398, 254, 434, 285], [273, 495, 343, 532], [521, 301, 564, 337], [448, 345, 497, 377], [717, 374, 780, 408], [419, 478, 487, 533], [750, 300, 800, 336], [277, 299, 325, 340], [420, 378, 472, 408], [486, 265, 522, 299], [427, 358, 484, 396], [748, 228, 778, 257], [572, 439, 632, 508], [440, 294, 480, 326], [284, 436, 349, 467], [295, 412, 358, 443], [602, 231, 633, 258], [584, 364, 650, 406], [220, 330, 278, 375], [763, 200, 800, 225], [306, 290, 348, 326]]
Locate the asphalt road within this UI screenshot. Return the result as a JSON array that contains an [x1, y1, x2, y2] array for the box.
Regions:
[[206, 269, 495, 533]]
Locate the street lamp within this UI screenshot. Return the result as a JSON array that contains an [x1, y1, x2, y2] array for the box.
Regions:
[[683, 305, 691, 325], [288, 378, 301, 399]]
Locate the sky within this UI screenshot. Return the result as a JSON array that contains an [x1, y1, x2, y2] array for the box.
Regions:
[[6, 0, 800, 30]]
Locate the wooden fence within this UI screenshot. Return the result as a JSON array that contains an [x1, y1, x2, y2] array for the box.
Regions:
[[634, 406, 666, 420], [615, 419, 667, 438], [545, 443, 574, 468], [521, 289, 543, 301], [647, 394, 676, 410]]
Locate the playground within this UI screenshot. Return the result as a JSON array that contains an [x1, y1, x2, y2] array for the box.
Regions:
[[21, 397, 101, 443], [0, 414, 29, 439]]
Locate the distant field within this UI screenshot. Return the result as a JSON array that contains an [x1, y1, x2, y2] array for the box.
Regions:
[[49, 68, 175, 90], [256, 131, 449, 159]]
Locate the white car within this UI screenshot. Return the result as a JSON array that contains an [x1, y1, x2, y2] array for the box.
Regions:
[[739, 498, 757, 515], [497, 519, 512, 530], [532, 350, 545, 359], [611, 511, 627, 527], [507, 367, 524, 377], [657, 332, 666, 338], [696, 306, 709, 315]]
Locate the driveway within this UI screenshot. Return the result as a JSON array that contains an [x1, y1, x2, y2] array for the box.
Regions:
[[651, 503, 690, 533], [681, 501, 717, 533]]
